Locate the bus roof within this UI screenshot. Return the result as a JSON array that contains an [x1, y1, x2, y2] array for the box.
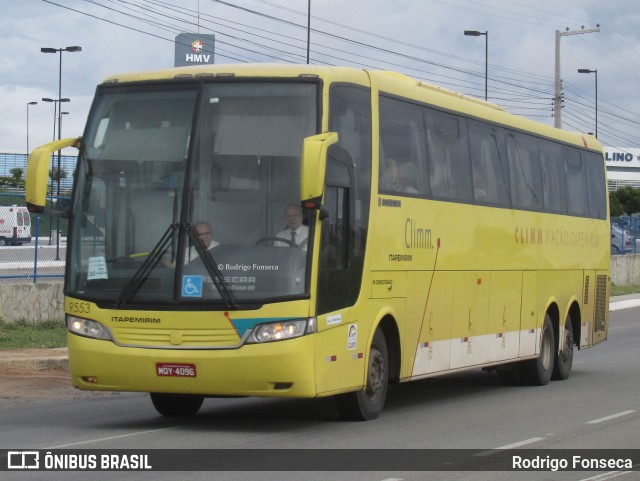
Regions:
[[100, 63, 602, 153]]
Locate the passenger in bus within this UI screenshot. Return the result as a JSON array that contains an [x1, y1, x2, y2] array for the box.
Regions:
[[395, 162, 419, 194], [274, 204, 308, 249]]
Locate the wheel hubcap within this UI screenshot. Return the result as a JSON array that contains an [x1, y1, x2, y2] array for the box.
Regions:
[[366, 350, 386, 399]]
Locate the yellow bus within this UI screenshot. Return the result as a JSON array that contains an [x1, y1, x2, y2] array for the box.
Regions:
[[26, 64, 609, 420]]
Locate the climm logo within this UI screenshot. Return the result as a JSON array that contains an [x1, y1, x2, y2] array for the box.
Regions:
[[515, 226, 543, 245]]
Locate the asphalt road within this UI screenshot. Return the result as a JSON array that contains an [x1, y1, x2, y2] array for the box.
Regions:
[[0, 307, 639, 481]]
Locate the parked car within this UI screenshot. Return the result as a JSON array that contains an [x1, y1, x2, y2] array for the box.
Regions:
[[611, 225, 635, 254]]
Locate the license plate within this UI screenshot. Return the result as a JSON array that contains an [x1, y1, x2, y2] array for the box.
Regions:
[[156, 363, 196, 377]]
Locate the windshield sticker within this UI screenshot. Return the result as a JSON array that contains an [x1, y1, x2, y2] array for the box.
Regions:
[[182, 275, 203, 298], [347, 324, 357, 350], [87, 256, 108, 280]]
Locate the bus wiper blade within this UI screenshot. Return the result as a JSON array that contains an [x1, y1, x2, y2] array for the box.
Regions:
[[185, 224, 238, 309], [117, 224, 177, 308]]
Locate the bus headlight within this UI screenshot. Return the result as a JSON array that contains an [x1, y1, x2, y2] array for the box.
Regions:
[[67, 315, 113, 341], [246, 318, 316, 344]]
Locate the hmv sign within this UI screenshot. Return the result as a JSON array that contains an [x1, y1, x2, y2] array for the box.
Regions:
[[174, 33, 215, 67], [604, 148, 640, 169]]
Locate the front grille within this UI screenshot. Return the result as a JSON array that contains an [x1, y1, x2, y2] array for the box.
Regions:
[[111, 326, 241, 348]]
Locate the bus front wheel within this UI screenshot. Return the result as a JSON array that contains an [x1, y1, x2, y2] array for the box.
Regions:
[[521, 314, 555, 386], [335, 328, 388, 421], [150, 393, 204, 417]]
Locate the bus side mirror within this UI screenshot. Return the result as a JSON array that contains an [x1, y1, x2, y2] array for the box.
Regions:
[[300, 132, 338, 202], [26, 137, 81, 213]]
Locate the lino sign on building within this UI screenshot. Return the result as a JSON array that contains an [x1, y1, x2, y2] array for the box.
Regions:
[[174, 33, 215, 67]]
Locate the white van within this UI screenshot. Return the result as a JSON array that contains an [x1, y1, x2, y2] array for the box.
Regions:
[[0, 205, 32, 245]]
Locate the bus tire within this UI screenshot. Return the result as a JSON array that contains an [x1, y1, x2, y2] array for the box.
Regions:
[[521, 314, 555, 386], [150, 393, 204, 417], [552, 315, 574, 381], [335, 328, 388, 421]]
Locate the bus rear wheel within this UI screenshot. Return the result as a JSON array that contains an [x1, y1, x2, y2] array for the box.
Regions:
[[335, 328, 388, 421], [552, 315, 574, 380], [521, 314, 555, 386], [150, 393, 204, 417]]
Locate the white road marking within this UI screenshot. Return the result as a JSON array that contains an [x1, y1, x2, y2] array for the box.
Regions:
[[45, 427, 179, 448], [586, 410, 636, 424], [475, 437, 546, 456]]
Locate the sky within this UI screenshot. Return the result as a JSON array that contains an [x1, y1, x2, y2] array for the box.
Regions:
[[1, 0, 639, 155]]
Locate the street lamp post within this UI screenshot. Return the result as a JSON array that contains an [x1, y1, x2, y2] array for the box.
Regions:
[[578, 68, 598, 138], [41, 45, 81, 260], [26, 101, 37, 155], [464, 30, 488, 101], [41, 97, 70, 255]]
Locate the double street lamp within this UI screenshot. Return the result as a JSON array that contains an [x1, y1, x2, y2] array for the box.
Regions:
[[578, 68, 598, 138], [41, 45, 81, 259], [464, 30, 488, 100]]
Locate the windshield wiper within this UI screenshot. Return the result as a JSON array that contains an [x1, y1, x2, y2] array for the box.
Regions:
[[185, 224, 238, 309], [116, 223, 238, 309], [116, 224, 177, 308]]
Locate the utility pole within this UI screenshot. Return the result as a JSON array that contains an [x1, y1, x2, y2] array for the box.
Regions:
[[554, 26, 599, 129]]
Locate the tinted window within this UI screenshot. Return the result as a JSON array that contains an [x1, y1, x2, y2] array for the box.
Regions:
[[506, 132, 542, 210], [318, 84, 372, 315], [379, 96, 427, 196], [540, 140, 567, 214], [585, 151, 607, 219], [425, 110, 472, 202], [468, 121, 510, 206], [564, 147, 589, 217]]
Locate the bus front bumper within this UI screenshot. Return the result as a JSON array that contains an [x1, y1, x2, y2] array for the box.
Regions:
[[68, 333, 317, 398]]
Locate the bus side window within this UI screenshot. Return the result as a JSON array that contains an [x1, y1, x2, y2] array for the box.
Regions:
[[564, 147, 590, 217], [539, 140, 567, 214], [469, 121, 510, 206], [425, 110, 472, 203], [506, 132, 542, 211], [584, 151, 607, 219], [379, 95, 427, 196]]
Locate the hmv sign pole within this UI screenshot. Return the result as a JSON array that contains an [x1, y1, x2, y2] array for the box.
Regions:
[[174, 33, 215, 67]]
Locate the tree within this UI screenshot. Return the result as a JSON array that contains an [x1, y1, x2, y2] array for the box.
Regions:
[[609, 192, 625, 217], [49, 167, 68, 182], [8, 167, 24, 188], [610, 186, 640, 216]]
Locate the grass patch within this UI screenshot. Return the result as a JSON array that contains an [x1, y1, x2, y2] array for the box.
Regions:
[[0, 319, 67, 350], [611, 284, 640, 297]]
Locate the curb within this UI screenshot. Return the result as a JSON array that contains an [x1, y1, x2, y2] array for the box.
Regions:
[[609, 299, 640, 312], [0, 348, 68, 371]]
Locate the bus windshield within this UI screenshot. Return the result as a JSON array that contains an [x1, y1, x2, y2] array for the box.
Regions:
[[69, 82, 318, 306]]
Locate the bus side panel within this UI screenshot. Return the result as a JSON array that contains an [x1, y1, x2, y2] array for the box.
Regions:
[[519, 271, 539, 357], [487, 271, 522, 363], [314, 307, 369, 395], [410, 271, 453, 377], [449, 271, 490, 369]]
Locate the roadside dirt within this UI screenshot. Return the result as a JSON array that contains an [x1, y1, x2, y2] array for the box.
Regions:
[[0, 364, 118, 408]]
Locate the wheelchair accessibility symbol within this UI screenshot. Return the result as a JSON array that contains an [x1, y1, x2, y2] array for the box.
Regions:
[[182, 275, 203, 297]]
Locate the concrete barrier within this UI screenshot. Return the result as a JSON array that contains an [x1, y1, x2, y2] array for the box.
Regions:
[[611, 253, 640, 287], [1, 254, 639, 324], [0, 280, 64, 323]]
